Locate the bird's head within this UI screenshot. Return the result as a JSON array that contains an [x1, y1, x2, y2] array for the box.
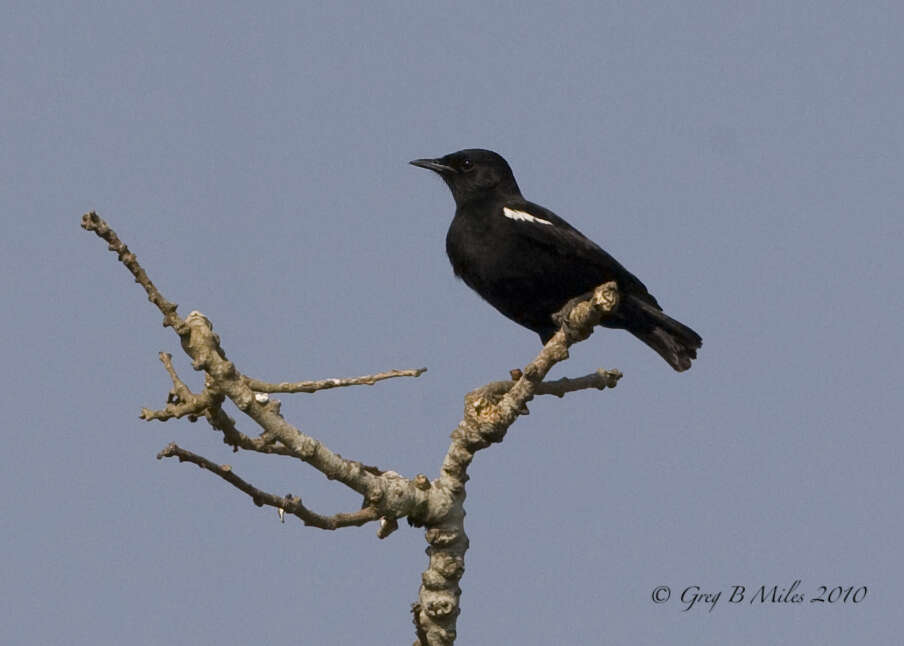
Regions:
[[410, 149, 521, 206]]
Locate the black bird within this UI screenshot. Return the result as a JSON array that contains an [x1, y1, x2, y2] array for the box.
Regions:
[[410, 149, 702, 371]]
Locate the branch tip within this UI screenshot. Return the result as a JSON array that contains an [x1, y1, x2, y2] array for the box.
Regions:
[[245, 366, 428, 394]]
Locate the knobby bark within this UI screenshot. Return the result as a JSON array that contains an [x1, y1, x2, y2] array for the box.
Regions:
[[82, 211, 621, 646]]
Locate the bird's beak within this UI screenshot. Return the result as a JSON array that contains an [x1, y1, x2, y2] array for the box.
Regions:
[[409, 158, 457, 174]]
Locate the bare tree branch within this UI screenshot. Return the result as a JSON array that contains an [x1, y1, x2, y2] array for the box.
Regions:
[[81, 211, 182, 331], [137, 352, 328, 457], [479, 368, 623, 401], [413, 281, 620, 646], [157, 442, 382, 530], [244, 367, 427, 394], [140, 352, 213, 422], [82, 211, 427, 514], [83, 211, 622, 646]]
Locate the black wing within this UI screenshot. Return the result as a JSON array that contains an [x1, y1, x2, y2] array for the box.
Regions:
[[501, 200, 660, 308]]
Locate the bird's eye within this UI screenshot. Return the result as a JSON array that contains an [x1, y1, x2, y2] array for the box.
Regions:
[[461, 158, 473, 171]]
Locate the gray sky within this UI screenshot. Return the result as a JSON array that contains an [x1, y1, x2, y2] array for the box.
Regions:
[[2, 2, 902, 644]]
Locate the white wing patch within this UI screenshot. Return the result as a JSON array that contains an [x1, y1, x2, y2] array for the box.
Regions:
[[502, 206, 553, 226]]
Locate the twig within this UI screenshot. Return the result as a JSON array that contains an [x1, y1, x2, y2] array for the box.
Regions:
[[157, 443, 382, 530], [245, 367, 427, 394], [81, 212, 183, 331], [480, 369, 622, 401]]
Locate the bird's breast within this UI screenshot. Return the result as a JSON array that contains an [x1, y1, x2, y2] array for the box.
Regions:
[[446, 209, 548, 290]]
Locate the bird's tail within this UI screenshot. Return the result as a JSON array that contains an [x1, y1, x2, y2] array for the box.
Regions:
[[623, 295, 702, 372]]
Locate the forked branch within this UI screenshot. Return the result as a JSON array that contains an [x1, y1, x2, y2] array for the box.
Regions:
[[82, 211, 621, 646]]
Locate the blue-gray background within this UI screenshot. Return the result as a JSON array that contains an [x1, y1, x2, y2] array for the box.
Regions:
[[3, 2, 901, 644]]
